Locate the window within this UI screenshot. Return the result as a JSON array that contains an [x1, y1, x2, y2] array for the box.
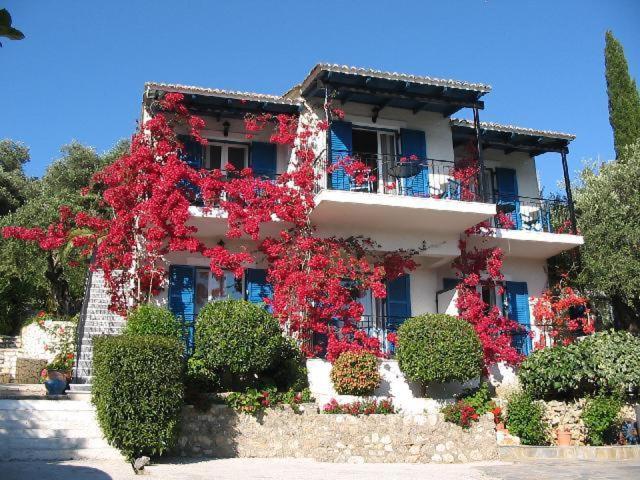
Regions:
[[351, 127, 397, 193], [193, 268, 243, 316], [204, 142, 248, 173]]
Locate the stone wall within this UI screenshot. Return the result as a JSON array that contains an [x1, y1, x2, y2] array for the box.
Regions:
[[541, 399, 638, 446], [176, 404, 498, 463], [0, 322, 72, 384]]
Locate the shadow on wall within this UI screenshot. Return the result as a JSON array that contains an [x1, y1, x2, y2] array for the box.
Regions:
[[173, 404, 241, 458], [0, 463, 113, 480]]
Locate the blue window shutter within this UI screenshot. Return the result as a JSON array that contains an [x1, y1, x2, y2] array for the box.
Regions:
[[250, 142, 277, 179], [245, 268, 273, 311], [168, 265, 196, 353], [505, 281, 532, 355], [178, 135, 203, 169], [496, 168, 521, 229], [330, 121, 353, 191], [400, 129, 429, 197], [386, 274, 411, 329], [177, 136, 203, 204]]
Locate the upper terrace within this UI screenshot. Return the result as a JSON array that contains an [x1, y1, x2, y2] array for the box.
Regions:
[[143, 64, 582, 245]]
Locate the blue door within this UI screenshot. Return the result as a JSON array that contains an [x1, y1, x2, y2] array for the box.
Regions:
[[168, 265, 196, 353], [505, 281, 532, 355], [330, 121, 353, 190], [245, 268, 273, 311], [495, 168, 521, 229], [400, 129, 429, 197], [250, 142, 277, 180]]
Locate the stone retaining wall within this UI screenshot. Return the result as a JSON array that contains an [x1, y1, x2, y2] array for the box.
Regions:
[[176, 404, 498, 463], [541, 399, 637, 446]]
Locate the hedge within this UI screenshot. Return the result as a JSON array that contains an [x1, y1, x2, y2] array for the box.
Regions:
[[519, 330, 640, 399], [123, 304, 182, 340], [92, 335, 184, 460], [396, 314, 483, 385]]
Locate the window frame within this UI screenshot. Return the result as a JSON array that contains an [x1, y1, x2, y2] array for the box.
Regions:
[[204, 140, 249, 172]]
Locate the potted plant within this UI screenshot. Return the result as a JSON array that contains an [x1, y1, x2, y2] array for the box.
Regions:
[[556, 409, 572, 446], [42, 352, 74, 394]]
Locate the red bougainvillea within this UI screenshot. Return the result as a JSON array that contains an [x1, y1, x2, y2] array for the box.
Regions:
[[3, 93, 416, 358], [531, 274, 593, 348]]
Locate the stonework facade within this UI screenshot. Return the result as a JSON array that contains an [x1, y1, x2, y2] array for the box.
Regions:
[[176, 404, 498, 463]]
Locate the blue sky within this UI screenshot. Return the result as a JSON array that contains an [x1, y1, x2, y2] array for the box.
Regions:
[[1, 0, 639, 193]]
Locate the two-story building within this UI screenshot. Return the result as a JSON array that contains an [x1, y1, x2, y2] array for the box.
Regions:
[[74, 64, 584, 382]]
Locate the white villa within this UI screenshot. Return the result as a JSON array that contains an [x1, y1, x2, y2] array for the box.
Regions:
[[75, 64, 584, 382]]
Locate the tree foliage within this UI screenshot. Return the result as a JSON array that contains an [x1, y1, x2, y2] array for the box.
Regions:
[[0, 140, 127, 333], [575, 141, 640, 329], [605, 31, 640, 158]]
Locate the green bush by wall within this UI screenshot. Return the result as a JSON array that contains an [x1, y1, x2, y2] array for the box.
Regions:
[[123, 304, 182, 340], [92, 335, 184, 460], [330, 351, 380, 395], [506, 392, 548, 446], [193, 299, 285, 376], [396, 314, 483, 385], [582, 395, 622, 446], [519, 330, 640, 399]]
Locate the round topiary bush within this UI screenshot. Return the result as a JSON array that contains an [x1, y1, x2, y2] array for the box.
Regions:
[[92, 334, 184, 460], [123, 304, 182, 340], [330, 351, 380, 395], [396, 314, 483, 385], [194, 299, 285, 376]]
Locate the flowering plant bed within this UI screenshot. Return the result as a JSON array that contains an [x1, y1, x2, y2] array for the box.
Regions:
[[225, 387, 313, 415], [322, 398, 395, 415]]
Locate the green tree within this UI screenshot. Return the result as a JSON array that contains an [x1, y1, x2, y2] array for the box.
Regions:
[[575, 141, 640, 330], [0, 140, 128, 333], [0, 140, 33, 216], [605, 31, 640, 158]]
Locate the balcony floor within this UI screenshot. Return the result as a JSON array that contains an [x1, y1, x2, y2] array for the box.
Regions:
[[311, 189, 496, 234], [469, 228, 584, 259]]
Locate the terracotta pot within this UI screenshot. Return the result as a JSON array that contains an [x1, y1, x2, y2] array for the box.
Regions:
[[557, 428, 572, 446], [496, 422, 505, 431]]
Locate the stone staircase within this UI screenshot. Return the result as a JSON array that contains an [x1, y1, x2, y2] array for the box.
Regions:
[[0, 336, 21, 383], [74, 269, 125, 384], [0, 398, 123, 460]]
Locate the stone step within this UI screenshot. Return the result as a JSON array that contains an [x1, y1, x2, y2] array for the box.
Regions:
[[0, 411, 99, 425], [0, 446, 124, 461], [0, 399, 95, 411], [0, 427, 105, 438], [0, 418, 99, 430]]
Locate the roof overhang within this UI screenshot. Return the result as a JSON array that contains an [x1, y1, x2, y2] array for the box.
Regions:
[[451, 118, 575, 156], [297, 64, 490, 117], [144, 82, 301, 119]]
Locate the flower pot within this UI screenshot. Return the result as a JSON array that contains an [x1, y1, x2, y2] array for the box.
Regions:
[[556, 428, 572, 446], [496, 421, 505, 431], [47, 369, 67, 382], [44, 378, 67, 395]]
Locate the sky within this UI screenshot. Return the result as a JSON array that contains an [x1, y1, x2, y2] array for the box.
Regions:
[[1, 0, 639, 194]]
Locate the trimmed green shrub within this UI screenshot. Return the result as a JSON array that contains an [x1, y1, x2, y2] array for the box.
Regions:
[[519, 330, 640, 400], [582, 395, 622, 446], [396, 314, 483, 385], [92, 335, 184, 460], [506, 392, 548, 446], [123, 304, 182, 339], [519, 343, 585, 400], [580, 331, 640, 395], [262, 338, 309, 392], [193, 299, 285, 376], [330, 351, 380, 395]]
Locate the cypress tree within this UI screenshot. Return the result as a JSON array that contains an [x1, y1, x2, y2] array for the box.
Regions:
[[604, 30, 640, 158]]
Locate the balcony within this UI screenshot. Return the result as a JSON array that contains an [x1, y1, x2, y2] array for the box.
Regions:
[[312, 153, 496, 234], [470, 195, 583, 258]]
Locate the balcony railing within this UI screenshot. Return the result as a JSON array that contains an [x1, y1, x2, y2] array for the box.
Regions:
[[492, 195, 572, 234], [308, 315, 408, 357], [316, 151, 480, 201]]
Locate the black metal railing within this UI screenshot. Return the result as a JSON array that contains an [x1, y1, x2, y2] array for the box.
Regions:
[[492, 195, 572, 234], [316, 151, 481, 201], [308, 315, 408, 357]]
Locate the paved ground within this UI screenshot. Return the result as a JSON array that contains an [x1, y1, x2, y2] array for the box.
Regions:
[[2, 457, 640, 480]]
